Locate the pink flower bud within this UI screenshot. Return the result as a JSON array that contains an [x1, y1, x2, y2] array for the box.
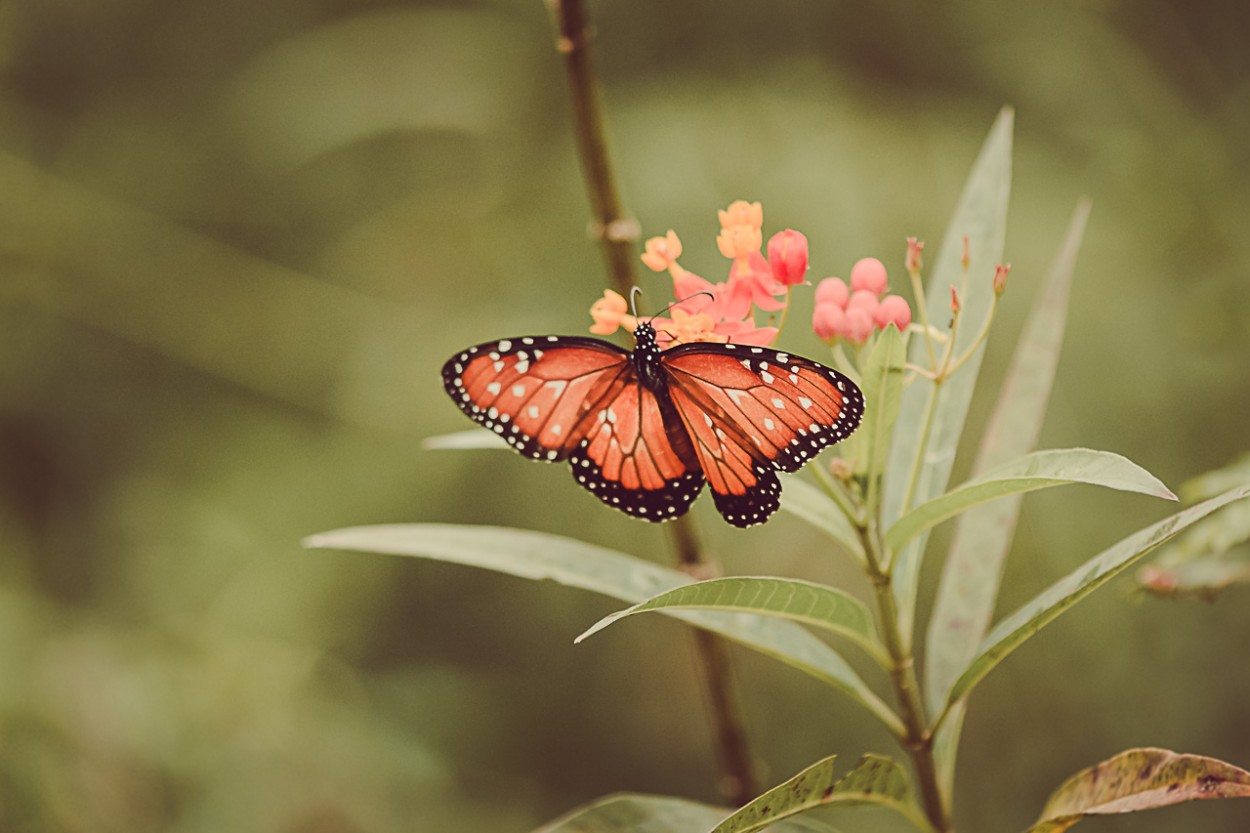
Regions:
[[766, 229, 809, 286], [814, 277, 849, 308], [950, 286, 961, 315], [874, 294, 912, 331], [849, 257, 888, 295], [812, 302, 846, 342], [847, 289, 880, 319], [993, 262, 1011, 295], [905, 237, 924, 274], [845, 307, 874, 344]]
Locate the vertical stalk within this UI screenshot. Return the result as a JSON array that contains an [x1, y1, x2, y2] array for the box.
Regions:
[[547, 0, 640, 295], [861, 523, 951, 833], [545, 0, 755, 804], [669, 516, 757, 805]]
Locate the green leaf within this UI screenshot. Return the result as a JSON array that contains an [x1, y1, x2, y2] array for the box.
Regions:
[[858, 324, 906, 514], [575, 576, 890, 669], [939, 485, 1250, 718], [1024, 748, 1250, 833], [881, 108, 1014, 644], [1138, 452, 1250, 598], [305, 524, 903, 736], [422, 428, 507, 450], [884, 448, 1175, 555], [925, 201, 1088, 794], [778, 474, 865, 565], [709, 754, 925, 833], [532, 792, 836, 833]]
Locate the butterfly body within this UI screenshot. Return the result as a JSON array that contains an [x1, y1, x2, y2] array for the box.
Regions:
[[441, 322, 863, 527]]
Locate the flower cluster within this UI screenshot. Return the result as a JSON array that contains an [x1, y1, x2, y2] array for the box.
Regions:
[[812, 258, 912, 345], [590, 200, 806, 348]]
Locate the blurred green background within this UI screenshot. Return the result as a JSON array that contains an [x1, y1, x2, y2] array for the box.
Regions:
[[3, 1, 1249, 831]]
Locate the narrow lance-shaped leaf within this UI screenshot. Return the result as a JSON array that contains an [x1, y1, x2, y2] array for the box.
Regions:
[[778, 474, 865, 566], [710, 754, 925, 833], [575, 576, 891, 670], [1024, 748, 1250, 833], [858, 324, 906, 515], [926, 201, 1088, 796], [881, 108, 1014, 644], [305, 524, 902, 737], [884, 448, 1175, 555], [423, 428, 508, 451], [939, 485, 1250, 718]]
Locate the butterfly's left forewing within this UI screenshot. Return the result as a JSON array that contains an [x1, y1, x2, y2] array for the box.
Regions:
[[442, 335, 630, 460]]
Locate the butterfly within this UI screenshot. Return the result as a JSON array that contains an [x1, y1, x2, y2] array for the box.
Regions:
[[441, 320, 863, 527]]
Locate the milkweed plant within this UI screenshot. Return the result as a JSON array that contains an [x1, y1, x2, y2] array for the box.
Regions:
[[304, 5, 1250, 832]]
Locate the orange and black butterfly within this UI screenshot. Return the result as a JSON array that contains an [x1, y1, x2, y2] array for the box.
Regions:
[[441, 320, 863, 527]]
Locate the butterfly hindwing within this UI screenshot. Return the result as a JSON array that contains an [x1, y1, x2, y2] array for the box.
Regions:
[[567, 377, 705, 521]]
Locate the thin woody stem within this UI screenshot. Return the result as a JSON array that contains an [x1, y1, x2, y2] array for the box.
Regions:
[[545, 0, 755, 805], [547, 0, 640, 296]]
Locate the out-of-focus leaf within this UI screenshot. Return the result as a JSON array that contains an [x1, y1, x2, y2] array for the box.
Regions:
[[940, 485, 1250, 718], [1024, 748, 1250, 833], [926, 202, 1087, 795], [305, 524, 903, 735], [575, 576, 889, 669], [884, 448, 1174, 555], [1139, 550, 1250, 598], [881, 108, 1014, 644], [1138, 453, 1250, 597], [709, 754, 924, 833], [858, 324, 906, 514], [423, 428, 508, 450], [778, 475, 865, 565]]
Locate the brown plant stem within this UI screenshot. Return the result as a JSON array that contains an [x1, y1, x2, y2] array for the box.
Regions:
[[547, 0, 640, 295], [545, 0, 755, 805]]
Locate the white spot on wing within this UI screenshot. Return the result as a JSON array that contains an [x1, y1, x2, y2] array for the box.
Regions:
[[498, 339, 512, 352], [486, 382, 501, 395]]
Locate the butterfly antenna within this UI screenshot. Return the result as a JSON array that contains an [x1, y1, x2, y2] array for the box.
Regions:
[[629, 287, 643, 320], [645, 291, 715, 321]]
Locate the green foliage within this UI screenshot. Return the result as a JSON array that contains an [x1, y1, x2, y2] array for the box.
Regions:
[[939, 485, 1250, 718], [883, 448, 1175, 556], [311, 113, 1250, 833], [881, 108, 1013, 643], [1138, 453, 1250, 598], [306, 524, 903, 735], [926, 204, 1087, 795], [709, 755, 923, 833], [575, 576, 889, 669]]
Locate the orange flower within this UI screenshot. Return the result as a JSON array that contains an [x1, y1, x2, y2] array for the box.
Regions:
[[640, 231, 683, 273], [716, 224, 763, 260], [588, 289, 633, 335], [717, 200, 763, 232]]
